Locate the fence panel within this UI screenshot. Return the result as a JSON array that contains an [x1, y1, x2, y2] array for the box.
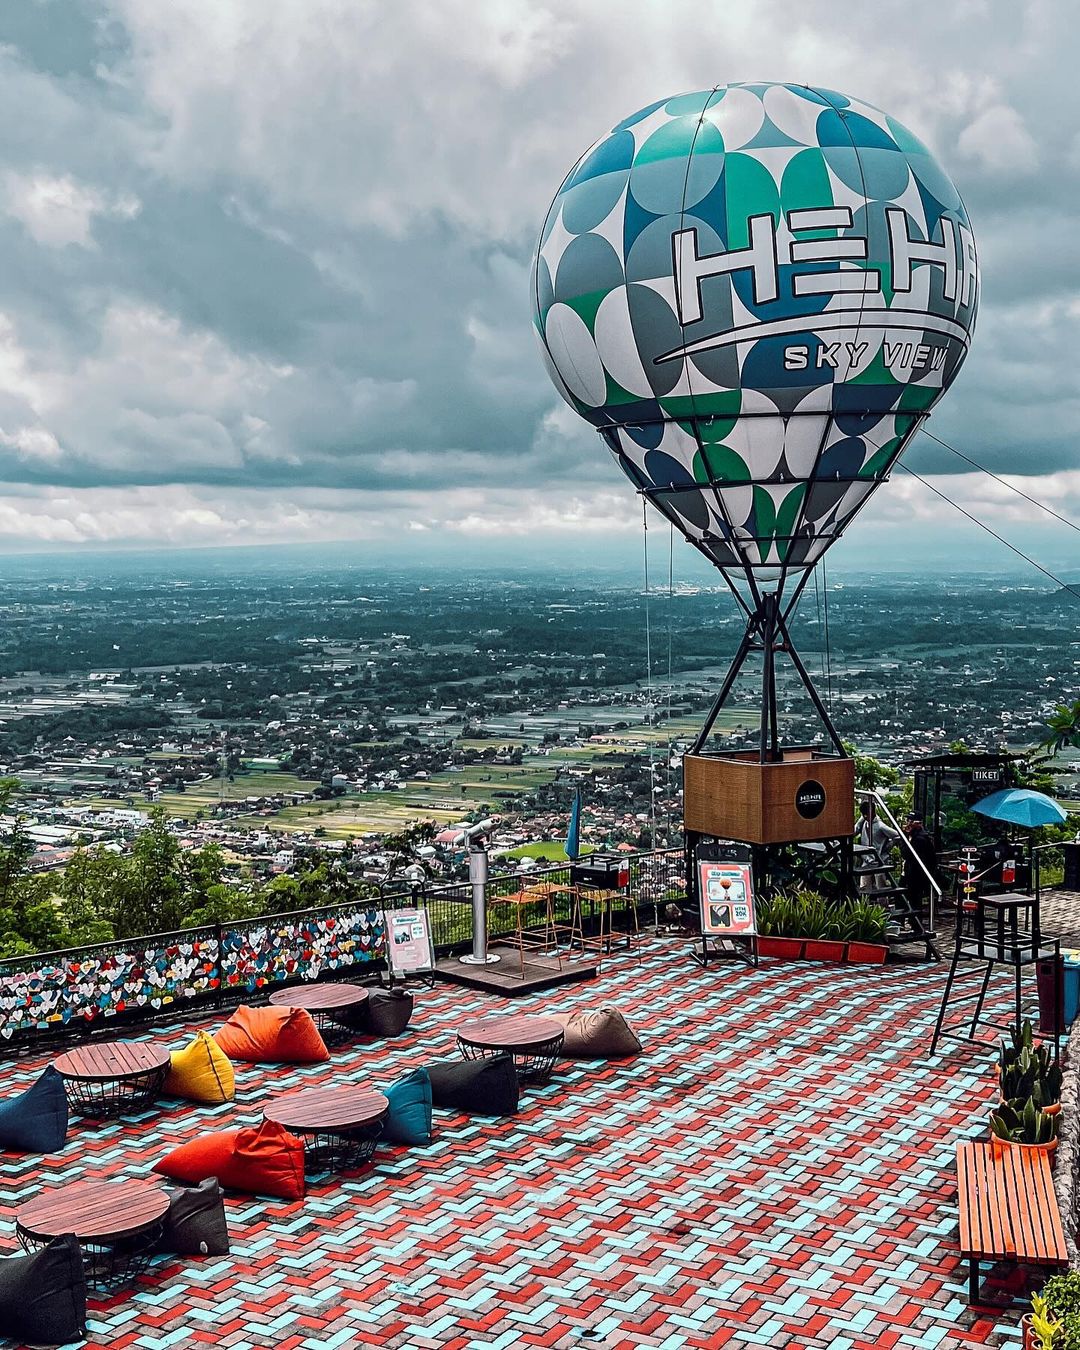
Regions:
[[0, 849, 686, 1050]]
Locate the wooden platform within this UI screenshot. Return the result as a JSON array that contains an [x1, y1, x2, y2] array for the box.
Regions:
[[434, 947, 599, 996]]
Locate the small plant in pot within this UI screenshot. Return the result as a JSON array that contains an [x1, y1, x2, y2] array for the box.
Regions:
[[755, 893, 804, 960], [795, 890, 846, 962], [989, 1096, 1060, 1155], [999, 1027, 1062, 1114], [1022, 1292, 1061, 1350], [844, 899, 888, 963], [1035, 1272, 1080, 1349]]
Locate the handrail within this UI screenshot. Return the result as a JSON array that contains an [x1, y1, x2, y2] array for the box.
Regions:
[[856, 789, 942, 934]]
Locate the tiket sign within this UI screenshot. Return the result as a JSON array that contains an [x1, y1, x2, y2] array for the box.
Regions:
[[666, 206, 977, 369]]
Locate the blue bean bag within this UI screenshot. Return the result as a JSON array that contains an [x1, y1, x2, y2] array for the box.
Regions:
[[382, 1068, 432, 1145], [0, 1234, 86, 1345], [0, 1066, 68, 1153]]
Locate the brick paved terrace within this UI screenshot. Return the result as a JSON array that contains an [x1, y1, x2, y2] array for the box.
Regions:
[[0, 933, 1062, 1350]]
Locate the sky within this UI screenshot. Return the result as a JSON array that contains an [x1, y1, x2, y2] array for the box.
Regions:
[[0, 0, 1077, 578]]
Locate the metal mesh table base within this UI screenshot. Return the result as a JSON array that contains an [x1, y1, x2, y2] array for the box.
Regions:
[[17, 1219, 164, 1294], [60, 1064, 169, 1118], [457, 1034, 563, 1085], [295, 1113, 387, 1173]]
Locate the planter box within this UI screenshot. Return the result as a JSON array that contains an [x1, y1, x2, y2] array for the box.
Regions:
[[846, 942, 888, 965], [757, 936, 805, 959], [803, 940, 847, 962]]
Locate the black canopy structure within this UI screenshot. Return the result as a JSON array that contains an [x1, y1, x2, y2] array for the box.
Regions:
[[904, 750, 1020, 851]]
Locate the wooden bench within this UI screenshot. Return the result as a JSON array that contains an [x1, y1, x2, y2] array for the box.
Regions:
[[957, 1140, 1068, 1305]]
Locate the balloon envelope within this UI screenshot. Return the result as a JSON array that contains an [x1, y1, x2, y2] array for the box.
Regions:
[[532, 84, 978, 577]]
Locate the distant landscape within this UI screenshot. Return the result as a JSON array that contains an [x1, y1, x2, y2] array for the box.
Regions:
[[0, 549, 1076, 953]]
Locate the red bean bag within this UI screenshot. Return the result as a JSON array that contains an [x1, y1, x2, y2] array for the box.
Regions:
[[152, 1119, 305, 1200], [213, 1005, 329, 1063]]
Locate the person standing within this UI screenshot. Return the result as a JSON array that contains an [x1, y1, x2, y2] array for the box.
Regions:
[[857, 800, 900, 892], [902, 816, 938, 915]]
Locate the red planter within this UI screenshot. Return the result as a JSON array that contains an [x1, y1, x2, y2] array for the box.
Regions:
[[757, 936, 804, 959], [803, 940, 847, 962], [846, 942, 888, 965]]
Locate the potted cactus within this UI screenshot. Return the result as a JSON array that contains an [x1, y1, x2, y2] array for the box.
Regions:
[[998, 1025, 1062, 1114], [1022, 1293, 1060, 1350], [989, 1096, 1059, 1156]]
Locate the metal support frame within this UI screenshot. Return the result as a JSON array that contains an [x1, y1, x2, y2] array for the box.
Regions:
[[296, 1114, 387, 1174], [689, 588, 846, 759], [60, 1064, 169, 1119], [18, 1218, 164, 1295]]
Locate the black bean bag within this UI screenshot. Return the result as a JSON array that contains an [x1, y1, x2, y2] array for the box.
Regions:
[[427, 1054, 519, 1116], [0, 1234, 86, 1346], [156, 1177, 231, 1256], [361, 989, 413, 1037]]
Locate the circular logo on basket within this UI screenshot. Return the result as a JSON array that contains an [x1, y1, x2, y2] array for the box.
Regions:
[[795, 780, 827, 819]]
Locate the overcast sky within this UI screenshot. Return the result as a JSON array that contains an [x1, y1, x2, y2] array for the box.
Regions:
[[0, 0, 1076, 577]]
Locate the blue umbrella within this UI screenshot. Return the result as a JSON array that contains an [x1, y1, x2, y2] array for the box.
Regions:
[[972, 788, 1068, 828]]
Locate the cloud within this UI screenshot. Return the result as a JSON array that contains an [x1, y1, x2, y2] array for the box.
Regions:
[[3, 171, 139, 248], [957, 104, 1039, 174], [0, 0, 1074, 563]]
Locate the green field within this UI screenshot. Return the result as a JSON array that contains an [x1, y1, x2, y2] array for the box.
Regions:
[[503, 839, 595, 862], [64, 711, 743, 838]]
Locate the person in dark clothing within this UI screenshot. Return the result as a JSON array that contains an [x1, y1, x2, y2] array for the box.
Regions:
[[902, 816, 938, 913]]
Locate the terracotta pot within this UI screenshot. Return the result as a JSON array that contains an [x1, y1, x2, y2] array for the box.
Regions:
[[803, 940, 847, 962], [989, 1133, 1058, 1158], [846, 942, 888, 965], [756, 936, 804, 960], [1022, 1313, 1036, 1350]]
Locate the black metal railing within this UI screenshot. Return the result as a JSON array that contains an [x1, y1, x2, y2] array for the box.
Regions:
[[0, 849, 686, 1050]]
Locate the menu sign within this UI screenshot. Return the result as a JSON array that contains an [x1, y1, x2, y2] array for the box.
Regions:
[[385, 908, 434, 975], [698, 862, 756, 937]]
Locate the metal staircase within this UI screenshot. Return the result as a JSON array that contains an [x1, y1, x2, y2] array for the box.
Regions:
[[855, 791, 942, 962]]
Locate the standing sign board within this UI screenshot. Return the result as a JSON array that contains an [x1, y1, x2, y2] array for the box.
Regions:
[[385, 908, 435, 979], [694, 861, 757, 967]]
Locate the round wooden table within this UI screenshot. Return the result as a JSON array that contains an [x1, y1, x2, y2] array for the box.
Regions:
[[268, 982, 369, 1041], [456, 1014, 565, 1084], [53, 1040, 171, 1118], [17, 1178, 169, 1292], [264, 1083, 389, 1171]]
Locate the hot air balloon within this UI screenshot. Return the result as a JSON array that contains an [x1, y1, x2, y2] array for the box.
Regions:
[[532, 83, 978, 772]]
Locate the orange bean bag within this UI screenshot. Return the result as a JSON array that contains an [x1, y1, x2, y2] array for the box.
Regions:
[[152, 1118, 305, 1200], [213, 1005, 329, 1064]]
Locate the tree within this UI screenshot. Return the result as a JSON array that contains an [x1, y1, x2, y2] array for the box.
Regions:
[[1039, 701, 1080, 759], [843, 742, 899, 793], [382, 821, 437, 883]]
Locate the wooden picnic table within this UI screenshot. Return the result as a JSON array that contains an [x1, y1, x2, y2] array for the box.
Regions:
[[16, 1178, 169, 1293], [264, 1083, 389, 1171], [53, 1040, 170, 1117], [457, 1014, 565, 1084]]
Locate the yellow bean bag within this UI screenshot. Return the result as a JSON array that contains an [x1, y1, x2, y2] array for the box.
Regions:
[[165, 1030, 235, 1103]]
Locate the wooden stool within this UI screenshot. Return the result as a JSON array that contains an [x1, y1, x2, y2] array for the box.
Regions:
[[567, 887, 641, 967], [489, 887, 564, 978]]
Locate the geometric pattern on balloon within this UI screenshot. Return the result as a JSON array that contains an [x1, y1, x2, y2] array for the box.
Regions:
[[534, 83, 978, 574], [0, 908, 387, 1041]]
